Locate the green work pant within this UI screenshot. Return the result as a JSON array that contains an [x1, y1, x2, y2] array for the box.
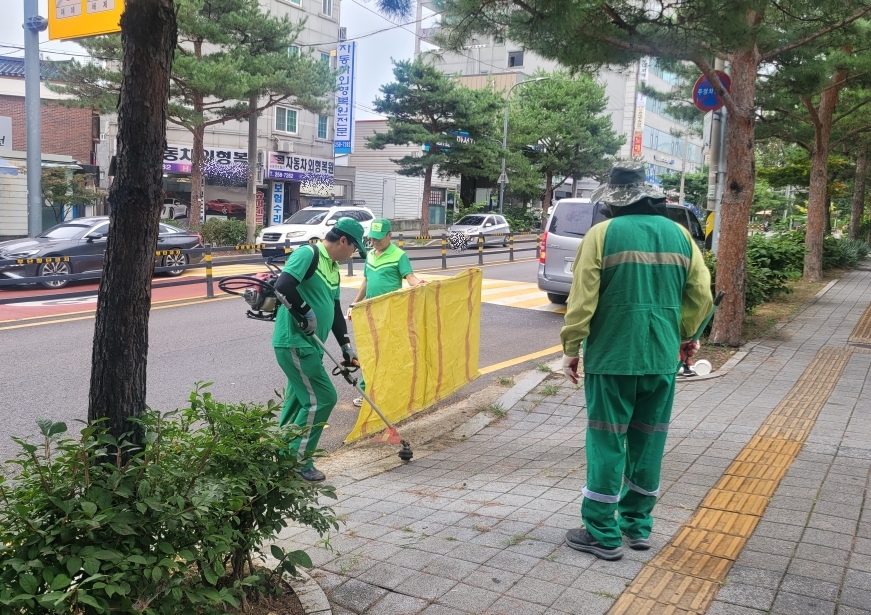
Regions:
[[581, 373, 675, 548], [274, 346, 338, 470]]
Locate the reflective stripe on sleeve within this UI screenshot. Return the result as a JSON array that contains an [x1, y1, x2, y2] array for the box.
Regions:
[[588, 420, 629, 434], [629, 420, 670, 435], [624, 476, 660, 498]]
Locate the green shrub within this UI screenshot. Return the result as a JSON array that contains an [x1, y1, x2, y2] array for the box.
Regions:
[[0, 386, 337, 614], [201, 219, 263, 248], [503, 205, 539, 233], [745, 232, 805, 277]]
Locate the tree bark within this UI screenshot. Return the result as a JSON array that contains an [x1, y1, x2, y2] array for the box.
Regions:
[[421, 164, 433, 237], [246, 94, 259, 245], [849, 145, 867, 240], [709, 48, 758, 347], [88, 0, 177, 446], [804, 68, 848, 282]]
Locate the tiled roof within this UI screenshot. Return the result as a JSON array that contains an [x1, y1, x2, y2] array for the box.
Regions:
[[0, 55, 68, 80]]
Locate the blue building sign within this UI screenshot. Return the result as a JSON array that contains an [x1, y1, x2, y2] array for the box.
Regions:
[[334, 42, 357, 155]]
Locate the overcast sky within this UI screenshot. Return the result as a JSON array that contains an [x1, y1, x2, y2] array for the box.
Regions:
[[0, 0, 429, 119]]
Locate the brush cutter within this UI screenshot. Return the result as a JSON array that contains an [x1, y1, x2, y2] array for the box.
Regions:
[[678, 290, 725, 377], [218, 270, 414, 461]]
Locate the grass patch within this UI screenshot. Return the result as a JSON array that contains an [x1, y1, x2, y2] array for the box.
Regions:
[[508, 534, 527, 546], [482, 403, 507, 418], [541, 384, 560, 396], [338, 552, 362, 574], [535, 362, 552, 373], [472, 523, 491, 533], [401, 526, 414, 532], [497, 376, 515, 386], [591, 591, 618, 599]]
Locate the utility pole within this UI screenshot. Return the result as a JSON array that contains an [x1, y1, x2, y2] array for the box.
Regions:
[[706, 57, 726, 253], [23, 0, 47, 236], [678, 132, 688, 207], [712, 103, 727, 253], [245, 94, 258, 245]]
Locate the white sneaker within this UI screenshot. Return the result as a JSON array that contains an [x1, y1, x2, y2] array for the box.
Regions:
[[352, 397, 363, 407]]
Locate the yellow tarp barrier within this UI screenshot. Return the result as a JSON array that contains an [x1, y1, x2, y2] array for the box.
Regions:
[[345, 268, 482, 443]]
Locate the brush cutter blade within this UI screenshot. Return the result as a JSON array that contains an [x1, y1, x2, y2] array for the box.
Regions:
[[375, 427, 403, 445]]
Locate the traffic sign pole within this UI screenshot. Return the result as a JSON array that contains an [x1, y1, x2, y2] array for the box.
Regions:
[[24, 0, 46, 237]]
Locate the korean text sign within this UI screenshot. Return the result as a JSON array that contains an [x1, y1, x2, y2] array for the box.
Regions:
[[266, 152, 334, 181], [334, 42, 356, 155]]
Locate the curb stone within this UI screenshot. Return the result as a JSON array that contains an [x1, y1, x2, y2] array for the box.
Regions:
[[287, 569, 332, 615]]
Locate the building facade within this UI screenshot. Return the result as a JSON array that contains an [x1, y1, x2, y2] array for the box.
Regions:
[[414, 0, 704, 203], [97, 0, 343, 224]]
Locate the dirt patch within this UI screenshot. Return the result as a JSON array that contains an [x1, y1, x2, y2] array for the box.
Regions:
[[229, 574, 305, 615], [698, 269, 844, 370]]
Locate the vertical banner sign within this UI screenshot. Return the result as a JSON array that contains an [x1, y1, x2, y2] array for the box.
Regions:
[[256, 190, 265, 225], [334, 42, 357, 155], [632, 56, 649, 157], [49, 0, 124, 41], [272, 183, 285, 225]]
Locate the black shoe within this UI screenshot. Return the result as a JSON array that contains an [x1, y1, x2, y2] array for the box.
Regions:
[[297, 467, 326, 482], [623, 535, 651, 550], [565, 528, 623, 560]]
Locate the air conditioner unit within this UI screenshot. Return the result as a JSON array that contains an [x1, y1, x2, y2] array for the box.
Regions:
[[339, 27, 347, 41], [277, 140, 295, 153]]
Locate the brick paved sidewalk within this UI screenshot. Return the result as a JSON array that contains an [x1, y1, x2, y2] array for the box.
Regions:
[[274, 267, 871, 615]]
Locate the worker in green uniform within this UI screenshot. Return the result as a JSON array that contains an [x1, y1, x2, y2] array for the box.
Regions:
[[347, 218, 425, 406], [273, 217, 367, 482], [560, 162, 713, 560]]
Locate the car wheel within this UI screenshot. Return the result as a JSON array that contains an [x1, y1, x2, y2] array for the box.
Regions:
[[547, 293, 568, 305], [162, 252, 188, 277], [38, 260, 72, 289], [168, 207, 175, 219], [502, 235, 508, 247], [221, 205, 229, 215]]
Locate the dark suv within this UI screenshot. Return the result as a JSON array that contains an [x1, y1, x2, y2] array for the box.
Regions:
[[536, 198, 706, 304]]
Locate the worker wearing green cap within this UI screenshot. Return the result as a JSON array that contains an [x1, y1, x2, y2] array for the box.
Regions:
[[273, 217, 368, 482], [348, 218, 425, 406]]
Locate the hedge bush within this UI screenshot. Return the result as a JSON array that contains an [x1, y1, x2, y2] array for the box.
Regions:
[[0, 386, 337, 614], [200, 219, 263, 247]]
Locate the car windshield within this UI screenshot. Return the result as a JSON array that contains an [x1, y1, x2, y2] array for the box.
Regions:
[[37, 224, 94, 239], [549, 202, 610, 237], [284, 209, 329, 225], [456, 215, 486, 226]]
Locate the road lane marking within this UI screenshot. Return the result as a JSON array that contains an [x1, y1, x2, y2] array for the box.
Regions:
[[479, 345, 563, 374]]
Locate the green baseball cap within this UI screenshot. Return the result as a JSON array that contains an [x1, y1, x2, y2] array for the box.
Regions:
[[334, 217, 367, 258], [367, 218, 392, 240]]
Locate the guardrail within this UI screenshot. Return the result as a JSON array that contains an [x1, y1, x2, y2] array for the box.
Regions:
[[0, 232, 541, 306]]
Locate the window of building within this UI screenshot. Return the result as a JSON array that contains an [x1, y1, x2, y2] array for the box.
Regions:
[[317, 115, 328, 139], [508, 51, 524, 67], [275, 106, 297, 134], [320, 52, 331, 65], [288, 45, 299, 56], [322, 0, 332, 17]]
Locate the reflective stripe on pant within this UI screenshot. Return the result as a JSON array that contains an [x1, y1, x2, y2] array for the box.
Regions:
[[274, 346, 338, 470], [581, 373, 675, 548]]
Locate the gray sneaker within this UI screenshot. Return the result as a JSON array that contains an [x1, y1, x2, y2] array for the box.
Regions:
[[297, 467, 326, 482], [623, 535, 651, 550], [565, 528, 623, 560]]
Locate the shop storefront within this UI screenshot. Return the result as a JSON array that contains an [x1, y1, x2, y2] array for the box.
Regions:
[[265, 152, 335, 225]]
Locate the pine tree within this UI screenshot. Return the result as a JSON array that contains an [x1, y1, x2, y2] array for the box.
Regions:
[[50, 0, 332, 228], [367, 57, 503, 236], [509, 70, 623, 224], [436, 0, 871, 345]]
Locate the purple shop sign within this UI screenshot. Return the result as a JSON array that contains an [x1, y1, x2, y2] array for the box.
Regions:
[[266, 152, 334, 181]]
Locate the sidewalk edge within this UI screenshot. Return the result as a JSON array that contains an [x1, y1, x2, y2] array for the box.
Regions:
[[287, 569, 332, 615]]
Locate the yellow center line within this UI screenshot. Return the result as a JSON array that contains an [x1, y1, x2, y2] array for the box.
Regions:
[[479, 345, 562, 374]]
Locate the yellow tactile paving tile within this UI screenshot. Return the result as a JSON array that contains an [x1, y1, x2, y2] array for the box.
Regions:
[[608, 345, 861, 615], [849, 303, 871, 343]]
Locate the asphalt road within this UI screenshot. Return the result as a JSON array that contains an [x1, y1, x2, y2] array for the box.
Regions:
[[0, 259, 563, 462]]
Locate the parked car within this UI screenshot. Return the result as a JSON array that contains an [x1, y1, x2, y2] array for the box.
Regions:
[[537, 198, 706, 305], [162, 198, 189, 220], [257, 204, 375, 257], [447, 214, 511, 246], [0, 217, 204, 289], [206, 199, 246, 216]]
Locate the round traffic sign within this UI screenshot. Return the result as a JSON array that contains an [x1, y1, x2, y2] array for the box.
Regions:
[[693, 71, 731, 112]]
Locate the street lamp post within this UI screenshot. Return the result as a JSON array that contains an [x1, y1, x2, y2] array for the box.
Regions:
[[498, 77, 548, 214]]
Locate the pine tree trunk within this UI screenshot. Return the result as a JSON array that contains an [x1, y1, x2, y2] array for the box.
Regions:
[[420, 164, 433, 237], [804, 69, 847, 282], [246, 94, 258, 245], [709, 48, 758, 347], [849, 146, 867, 240], [88, 0, 177, 445], [189, 123, 205, 228]]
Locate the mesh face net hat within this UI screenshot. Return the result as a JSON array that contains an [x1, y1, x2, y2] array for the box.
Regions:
[[590, 161, 667, 208]]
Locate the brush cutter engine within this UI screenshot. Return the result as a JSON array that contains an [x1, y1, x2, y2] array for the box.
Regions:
[[242, 272, 278, 318]]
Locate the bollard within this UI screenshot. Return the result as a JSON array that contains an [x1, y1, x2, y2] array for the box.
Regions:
[[347, 257, 354, 277], [284, 237, 291, 258], [398, 232, 404, 249], [441, 233, 447, 269], [536, 233, 542, 259], [509, 233, 514, 262], [478, 234, 484, 266], [205, 245, 214, 298]]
